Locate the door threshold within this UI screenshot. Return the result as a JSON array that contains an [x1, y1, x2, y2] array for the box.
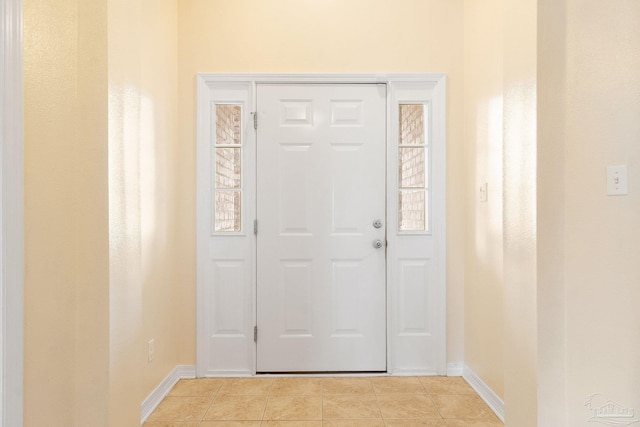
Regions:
[[255, 371, 388, 378]]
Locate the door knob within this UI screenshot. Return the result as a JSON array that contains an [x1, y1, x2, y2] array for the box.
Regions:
[[372, 219, 383, 229], [372, 239, 383, 249]]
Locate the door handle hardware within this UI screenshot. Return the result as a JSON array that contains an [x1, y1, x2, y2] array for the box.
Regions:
[[373, 239, 383, 249]]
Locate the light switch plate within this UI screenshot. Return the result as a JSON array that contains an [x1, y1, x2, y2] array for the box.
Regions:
[[607, 165, 628, 195]]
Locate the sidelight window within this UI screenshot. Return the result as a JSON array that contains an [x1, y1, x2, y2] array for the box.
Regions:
[[213, 104, 243, 232], [398, 104, 429, 232]]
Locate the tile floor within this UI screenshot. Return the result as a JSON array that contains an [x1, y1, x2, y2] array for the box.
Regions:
[[144, 376, 503, 427]]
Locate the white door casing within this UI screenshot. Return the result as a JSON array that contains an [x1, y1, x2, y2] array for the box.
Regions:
[[1, 0, 25, 424], [256, 84, 387, 372], [196, 74, 446, 377]]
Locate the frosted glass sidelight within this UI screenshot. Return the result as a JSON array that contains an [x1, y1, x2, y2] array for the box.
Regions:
[[399, 147, 426, 188], [214, 104, 243, 232], [399, 104, 425, 145], [215, 148, 241, 189], [215, 191, 242, 232], [399, 190, 425, 231], [398, 104, 429, 232], [215, 105, 242, 145]]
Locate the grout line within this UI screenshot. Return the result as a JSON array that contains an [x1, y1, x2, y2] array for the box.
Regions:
[[261, 379, 272, 421], [426, 393, 445, 420], [199, 380, 223, 422], [321, 380, 324, 422]]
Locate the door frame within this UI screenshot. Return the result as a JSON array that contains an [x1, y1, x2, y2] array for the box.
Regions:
[[1, 0, 25, 424], [196, 74, 447, 376]]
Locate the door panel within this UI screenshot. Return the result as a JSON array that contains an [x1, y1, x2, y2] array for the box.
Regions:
[[256, 84, 387, 372]]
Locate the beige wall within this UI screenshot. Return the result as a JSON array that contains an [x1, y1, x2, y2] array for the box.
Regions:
[[560, 1, 640, 424], [537, 0, 568, 424], [462, 0, 505, 400], [24, 0, 110, 425], [502, 0, 539, 425], [537, 2, 640, 424], [24, 0, 180, 425], [177, 0, 467, 367], [108, 0, 181, 425]]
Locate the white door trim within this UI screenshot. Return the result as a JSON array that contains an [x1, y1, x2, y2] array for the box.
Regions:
[[197, 74, 446, 376], [1, 0, 25, 424]]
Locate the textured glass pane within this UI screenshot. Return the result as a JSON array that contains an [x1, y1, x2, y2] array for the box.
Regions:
[[215, 105, 242, 145], [215, 191, 241, 232], [215, 148, 241, 189], [399, 147, 426, 188], [399, 190, 426, 232], [399, 104, 424, 145]]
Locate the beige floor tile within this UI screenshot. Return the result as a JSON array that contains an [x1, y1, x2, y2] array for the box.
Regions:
[[419, 377, 475, 395], [145, 377, 501, 427], [200, 422, 262, 427], [322, 378, 374, 394], [385, 420, 447, 426], [323, 394, 381, 419], [263, 395, 322, 420], [431, 395, 499, 421], [203, 395, 268, 420], [219, 378, 274, 395], [371, 377, 426, 395], [445, 419, 504, 426], [270, 378, 323, 395], [377, 395, 441, 419], [168, 379, 226, 397], [322, 420, 385, 426], [262, 421, 323, 426], [146, 396, 212, 423]]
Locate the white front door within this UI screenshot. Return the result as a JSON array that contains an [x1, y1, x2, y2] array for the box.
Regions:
[[197, 75, 446, 377], [256, 84, 387, 372]]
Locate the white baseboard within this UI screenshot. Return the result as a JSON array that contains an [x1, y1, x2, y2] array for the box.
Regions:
[[463, 364, 505, 422], [141, 365, 196, 424], [447, 362, 464, 377]]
